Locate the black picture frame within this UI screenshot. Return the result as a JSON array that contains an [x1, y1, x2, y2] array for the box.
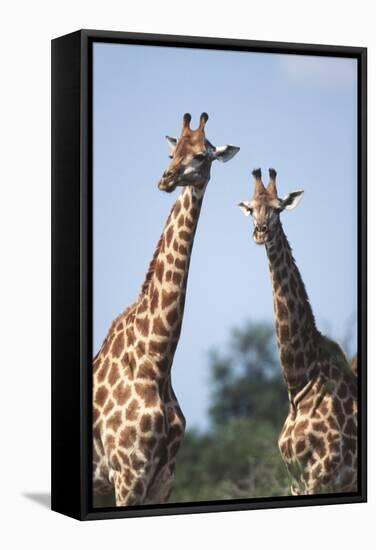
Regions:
[[51, 29, 367, 521]]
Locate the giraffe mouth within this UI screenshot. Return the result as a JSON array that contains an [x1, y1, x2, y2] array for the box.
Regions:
[[158, 179, 178, 193], [253, 229, 269, 244]]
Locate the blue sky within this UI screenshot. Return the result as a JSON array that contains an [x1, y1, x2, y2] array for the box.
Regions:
[[93, 43, 357, 429]]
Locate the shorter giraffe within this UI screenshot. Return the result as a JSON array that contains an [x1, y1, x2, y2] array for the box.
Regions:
[[239, 168, 357, 495]]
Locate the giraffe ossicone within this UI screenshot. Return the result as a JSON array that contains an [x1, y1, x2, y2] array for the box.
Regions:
[[238, 168, 358, 495], [93, 113, 239, 506]]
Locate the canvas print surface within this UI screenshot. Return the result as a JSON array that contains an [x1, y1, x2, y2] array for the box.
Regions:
[[92, 42, 358, 508]]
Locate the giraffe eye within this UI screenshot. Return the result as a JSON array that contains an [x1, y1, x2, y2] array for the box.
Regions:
[[194, 152, 207, 160]]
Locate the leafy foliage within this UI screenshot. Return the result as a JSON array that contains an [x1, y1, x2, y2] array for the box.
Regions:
[[170, 321, 291, 503]]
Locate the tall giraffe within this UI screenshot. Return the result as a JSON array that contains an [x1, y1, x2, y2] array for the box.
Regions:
[[238, 168, 357, 495], [93, 113, 239, 506]]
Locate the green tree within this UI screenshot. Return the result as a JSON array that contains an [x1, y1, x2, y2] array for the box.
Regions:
[[209, 321, 287, 428], [171, 321, 291, 503]]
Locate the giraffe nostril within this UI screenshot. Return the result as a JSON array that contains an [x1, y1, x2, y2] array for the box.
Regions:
[[163, 169, 173, 179], [256, 224, 267, 233]]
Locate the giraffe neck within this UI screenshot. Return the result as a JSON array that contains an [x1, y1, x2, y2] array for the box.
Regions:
[[266, 222, 319, 401], [134, 185, 204, 375]]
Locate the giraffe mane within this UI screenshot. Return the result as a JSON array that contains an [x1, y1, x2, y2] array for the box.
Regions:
[[318, 334, 356, 379], [96, 199, 177, 361], [139, 202, 175, 296], [140, 231, 165, 296], [96, 308, 134, 359], [280, 225, 318, 331]]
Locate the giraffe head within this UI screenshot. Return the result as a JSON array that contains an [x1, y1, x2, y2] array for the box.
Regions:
[[238, 168, 304, 244], [158, 112, 240, 193]]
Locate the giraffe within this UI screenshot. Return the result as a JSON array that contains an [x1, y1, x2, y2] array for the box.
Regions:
[[350, 354, 358, 376], [238, 168, 357, 495], [93, 112, 239, 506]]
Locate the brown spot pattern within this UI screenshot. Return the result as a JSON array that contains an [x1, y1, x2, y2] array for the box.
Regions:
[[165, 225, 174, 247], [174, 200, 181, 218], [166, 308, 178, 326], [137, 360, 156, 379], [173, 272, 182, 285], [96, 357, 109, 384], [126, 399, 140, 421], [112, 332, 124, 358], [95, 386, 108, 407], [103, 399, 115, 416], [113, 382, 131, 405], [126, 327, 135, 346], [108, 362, 119, 386], [149, 339, 168, 355], [119, 426, 137, 448], [177, 215, 185, 228], [135, 316, 149, 336], [179, 230, 190, 242], [107, 411, 122, 432], [150, 288, 159, 314], [153, 316, 170, 337], [155, 260, 164, 283], [183, 194, 190, 209], [175, 258, 186, 271], [161, 290, 178, 309], [135, 382, 159, 407], [140, 414, 152, 432]]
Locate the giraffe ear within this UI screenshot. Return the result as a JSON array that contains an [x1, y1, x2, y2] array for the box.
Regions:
[[238, 201, 253, 216], [281, 190, 304, 210], [213, 144, 240, 162], [165, 136, 177, 157]]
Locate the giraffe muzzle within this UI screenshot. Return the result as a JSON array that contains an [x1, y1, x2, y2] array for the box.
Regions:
[[158, 177, 178, 193], [253, 225, 269, 244], [256, 224, 267, 233]]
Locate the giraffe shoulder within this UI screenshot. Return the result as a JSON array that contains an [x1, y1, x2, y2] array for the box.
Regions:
[[318, 334, 357, 381]]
